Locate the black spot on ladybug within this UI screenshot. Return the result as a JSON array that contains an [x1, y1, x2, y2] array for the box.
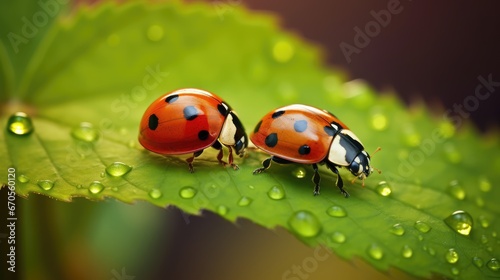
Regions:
[[265, 133, 278, 147], [298, 144, 311, 155], [324, 125, 336, 136], [217, 103, 228, 116], [294, 120, 308, 133], [148, 114, 159, 130], [198, 130, 209, 141], [183, 106, 199, 121], [165, 94, 179, 103], [254, 120, 262, 133], [272, 110, 285, 119]]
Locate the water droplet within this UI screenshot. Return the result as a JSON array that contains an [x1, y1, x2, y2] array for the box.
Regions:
[[481, 234, 489, 244], [326, 205, 347, 218], [149, 188, 162, 199], [367, 244, 384, 260], [479, 177, 491, 192], [292, 167, 306, 178], [331, 232, 346, 244], [370, 113, 388, 131], [444, 143, 462, 164], [37, 180, 54, 191], [473, 257, 484, 268], [403, 128, 421, 147], [401, 245, 413, 258], [418, 234, 424, 241], [247, 185, 255, 190], [217, 205, 229, 216], [99, 172, 105, 178], [88, 181, 104, 194], [390, 223, 405, 236], [447, 180, 466, 200], [444, 210, 473, 236], [414, 221, 431, 233], [423, 245, 436, 256], [445, 248, 459, 264], [450, 267, 460, 276], [71, 122, 99, 142], [76, 184, 83, 189], [237, 196, 252, 207], [7, 112, 34, 135], [487, 258, 500, 271], [179, 186, 197, 199], [107, 33, 120, 46], [105, 162, 132, 177], [146, 24, 164, 42], [288, 210, 321, 238], [18, 175, 30, 183], [272, 40, 294, 63], [376, 181, 392, 196], [267, 185, 285, 200]]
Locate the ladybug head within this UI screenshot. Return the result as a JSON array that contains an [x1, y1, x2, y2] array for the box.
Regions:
[[348, 150, 372, 180]]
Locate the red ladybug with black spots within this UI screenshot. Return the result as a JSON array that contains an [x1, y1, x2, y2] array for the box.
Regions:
[[251, 104, 376, 197], [139, 88, 247, 172]]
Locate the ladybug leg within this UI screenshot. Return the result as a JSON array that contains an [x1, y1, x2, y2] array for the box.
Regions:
[[212, 140, 228, 167], [326, 161, 350, 198], [253, 157, 273, 174], [186, 150, 204, 173], [226, 145, 239, 170], [312, 163, 321, 196]]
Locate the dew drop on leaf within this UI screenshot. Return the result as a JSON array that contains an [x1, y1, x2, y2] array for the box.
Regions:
[[179, 186, 197, 199], [481, 234, 488, 244], [147, 24, 164, 42], [217, 205, 229, 216], [288, 210, 321, 238], [401, 245, 413, 259], [450, 267, 460, 276], [367, 244, 384, 260], [292, 167, 306, 179], [88, 181, 104, 194], [267, 185, 285, 200], [18, 174, 30, 183], [149, 188, 162, 199], [331, 232, 346, 244], [473, 257, 484, 268], [390, 223, 405, 236], [487, 258, 500, 271], [105, 162, 132, 177], [370, 113, 388, 131], [272, 40, 294, 63], [414, 221, 431, 233], [247, 185, 255, 190], [326, 205, 347, 218], [7, 112, 34, 136], [37, 180, 54, 191], [445, 248, 459, 264], [423, 245, 436, 256], [71, 122, 99, 142], [237, 196, 252, 207], [444, 210, 473, 236], [376, 181, 392, 196], [447, 180, 466, 200]]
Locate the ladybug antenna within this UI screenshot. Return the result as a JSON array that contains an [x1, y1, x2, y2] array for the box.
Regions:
[[370, 147, 382, 174]]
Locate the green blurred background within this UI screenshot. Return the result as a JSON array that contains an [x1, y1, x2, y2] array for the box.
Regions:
[[2, 0, 499, 279]]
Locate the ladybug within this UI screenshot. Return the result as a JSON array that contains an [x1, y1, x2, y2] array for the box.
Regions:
[[139, 88, 247, 172], [251, 104, 376, 197]]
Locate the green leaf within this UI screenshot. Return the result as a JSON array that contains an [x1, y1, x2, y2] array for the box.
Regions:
[[1, 1, 499, 279]]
